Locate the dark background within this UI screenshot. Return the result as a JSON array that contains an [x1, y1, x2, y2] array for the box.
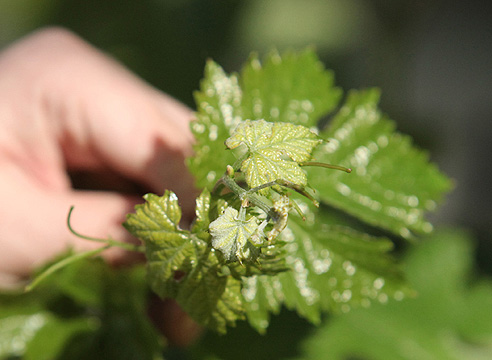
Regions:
[[1, 0, 491, 272]]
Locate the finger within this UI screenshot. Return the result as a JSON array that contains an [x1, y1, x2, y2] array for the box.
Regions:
[[148, 297, 203, 347], [0, 176, 143, 284], [3, 28, 197, 209]]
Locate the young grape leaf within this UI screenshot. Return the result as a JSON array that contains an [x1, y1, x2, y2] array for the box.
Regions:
[[124, 191, 196, 299], [240, 49, 342, 126], [188, 60, 242, 190], [188, 49, 343, 191], [225, 119, 321, 194], [209, 207, 260, 262], [242, 208, 412, 333], [124, 190, 245, 333], [307, 89, 452, 238]]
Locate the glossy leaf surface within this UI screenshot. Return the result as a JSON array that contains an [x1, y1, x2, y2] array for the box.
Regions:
[[307, 89, 452, 238], [188, 61, 242, 189], [124, 191, 195, 299], [243, 208, 412, 333], [240, 50, 342, 126]]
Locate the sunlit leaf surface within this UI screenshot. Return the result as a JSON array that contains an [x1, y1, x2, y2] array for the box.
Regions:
[[307, 89, 452, 238], [124, 191, 195, 299], [226, 120, 321, 193], [242, 208, 412, 333], [241, 50, 342, 127], [188, 61, 242, 190]]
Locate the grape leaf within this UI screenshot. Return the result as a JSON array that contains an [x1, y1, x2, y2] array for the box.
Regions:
[[124, 191, 196, 299], [124, 190, 245, 333], [242, 207, 412, 333], [225, 119, 321, 193], [296, 230, 492, 360], [240, 49, 342, 126], [175, 251, 245, 333], [188, 60, 242, 190], [188, 49, 343, 190], [209, 207, 260, 262], [139, 49, 452, 337], [307, 89, 452, 238]]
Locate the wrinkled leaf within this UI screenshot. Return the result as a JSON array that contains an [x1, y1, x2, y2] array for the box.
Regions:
[[124, 191, 196, 299], [176, 250, 245, 334], [226, 119, 321, 193], [209, 207, 259, 262], [188, 49, 343, 191], [125, 190, 246, 333]]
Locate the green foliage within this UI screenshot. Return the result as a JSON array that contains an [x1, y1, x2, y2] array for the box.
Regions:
[[188, 60, 241, 190], [188, 230, 492, 360], [123, 191, 195, 299], [296, 230, 492, 360], [126, 48, 451, 334], [5, 48, 455, 357], [242, 209, 412, 332], [240, 50, 342, 127], [0, 258, 162, 360], [308, 89, 453, 238], [209, 206, 260, 262], [124, 190, 245, 333], [188, 49, 342, 190]]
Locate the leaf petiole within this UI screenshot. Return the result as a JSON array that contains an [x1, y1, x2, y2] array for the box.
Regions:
[[220, 171, 274, 217], [299, 161, 352, 173], [247, 179, 320, 207]]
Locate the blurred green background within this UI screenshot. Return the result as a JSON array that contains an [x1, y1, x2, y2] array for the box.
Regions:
[[1, 0, 491, 358]]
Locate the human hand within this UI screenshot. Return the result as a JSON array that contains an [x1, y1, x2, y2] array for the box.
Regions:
[[0, 28, 200, 343]]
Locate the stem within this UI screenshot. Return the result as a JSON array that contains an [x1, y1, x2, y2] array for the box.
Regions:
[[248, 179, 319, 207], [67, 206, 144, 252], [299, 161, 352, 173], [25, 246, 110, 292], [220, 173, 275, 218]]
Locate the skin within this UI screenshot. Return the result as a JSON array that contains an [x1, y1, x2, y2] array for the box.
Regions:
[[0, 27, 200, 345]]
